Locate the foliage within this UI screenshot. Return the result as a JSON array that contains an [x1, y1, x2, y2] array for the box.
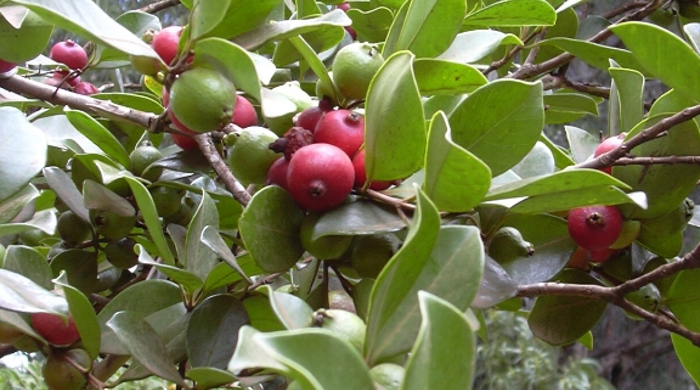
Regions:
[[0, 0, 700, 389]]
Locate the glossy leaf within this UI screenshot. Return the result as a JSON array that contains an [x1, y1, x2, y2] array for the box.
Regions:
[[366, 187, 484, 364], [668, 269, 700, 386], [0, 185, 39, 225], [238, 186, 305, 273], [65, 109, 131, 169], [189, 0, 232, 40], [423, 111, 491, 212], [383, 0, 466, 58], [413, 59, 487, 95], [229, 327, 375, 390], [197, 0, 283, 40], [565, 125, 599, 164], [263, 286, 315, 330], [125, 177, 175, 265], [194, 38, 262, 102], [107, 311, 187, 386], [273, 26, 345, 67], [449, 80, 544, 176], [438, 30, 522, 63], [609, 66, 644, 135], [0, 107, 47, 203], [3, 245, 53, 290], [137, 246, 203, 293], [471, 256, 518, 309], [544, 93, 600, 125], [201, 225, 251, 284], [43, 167, 89, 222], [612, 22, 700, 101], [55, 273, 101, 359], [528, 270, 607, 346], [184, 191, 220, 280], [496, 213, 577, 286], [49, 249, 98, 294], [308, 200, 406, 239], [187, 367, 236, 390], [11, 0, 159, 58], [346, 7, 393, 43], [187, 294, 249, 369], [233, 9, 351, 50], [365, 51, 426, 181], [463, 0, 556, 27], [82, 180, 134, 216], [0, 269, 68, 314], [536, 38, 648, 75], [403, 292, 475, 390]]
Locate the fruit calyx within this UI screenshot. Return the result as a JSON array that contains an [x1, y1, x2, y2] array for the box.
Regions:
[[269, 126, 314, 161]]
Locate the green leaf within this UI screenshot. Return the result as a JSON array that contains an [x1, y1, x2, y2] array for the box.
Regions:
[[197, 0, 284, 40], [509, 185, 645, 215], [544, 93, 600, 125], [229, 327, 375, 390], [536, 37, 648, 75], [365, 51, 425, 181], [615, 115, 700, 219], [273, 26, 344, 67], [423, 111, 491, 212], [11, 0, 159, 59], [496, 214, 577, 285], [137, 246, 203, 293], [107, 311, 187, 386], [383, 0, 466, 58], [307, 200, 406, 239], [200, 226, 251, 285], [287, 35, 335, 102], [0, 107, 47, 203], [463, 0, 556, 27], [64, 110, 130, 169], [3, 245, 53, 290], [54, 273, 101, 359], [346, 7, 393, 43], [565, 125, 599, 164], [189, 0, 232, 40], [262, 285, 315, 330], [471, 256, 518, 309], [82, 180, 134, 216], [609, 66, 644, 135], [49, 250, 97, 294], [0, 185, 39, 225], [438, 30, 523, 63], [125, 178, 175, 265], [187, 367, 236, 390], [403, 292, 476, 390], [449, 80, 544, 176], [611, 21, 700, 101], [43, 167, 89, 222], [0, 268, 68, 314], [243, 295, 286, 332], [668, 269, 700, 386], [187, 294, 249, 369], [185, 191, 220, 281], [193, 38, 262, 102], [238, 186, 305, 273], [413, 59, 488, 95], [527, 269, 607, 346], [97, 280, 182, 355], [365, 188, 484, 364], [233, 9, 351, 50]]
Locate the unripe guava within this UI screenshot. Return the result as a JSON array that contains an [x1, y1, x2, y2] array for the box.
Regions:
[[299, 212, 353, 259], [624, 283, 661, 320], [57, 210, 92, 247], [149, 186, 185, 218], [130, 54, 162, 76], [609, 220, 641, 249], [169, 67, 236, 133], [89, 209, 136, 240], [43, 348, 91, 390], [104, 237, 139, 269], [315, 308, 366, 352], [129, 143, 163, 180], [332, 42, 384, 101], [369, 363, 405, 390], [488, 227, 535, 263], [567, 205, 623, 251], [226, 127, 281, 186]]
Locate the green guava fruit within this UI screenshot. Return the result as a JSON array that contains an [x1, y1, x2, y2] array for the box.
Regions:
[[89, 209, 136, 240], [225, 126, 281, 186], [104, 237, 139, 269], [512, 141, 555, 178], [332, 42, 384, 101], [57, 210, 92, 247], [488, 226, 535, 263], [299, 212, 353, 260], [149, 185, 185, 218], [624, 283, 662, 321], [42, 348, 92, 390], [315, 308, 366, 352], [369, 363, 405, 390], [609, 220, 641, 249], [129, 143, 163, 181], [0, 10, 54, 63], [169, 67, 236, 133]]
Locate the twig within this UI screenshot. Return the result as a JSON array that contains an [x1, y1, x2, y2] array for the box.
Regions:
[[365, 189, 416, 211], [510, 0, 662, 80], [518, 242, 700, 347], [576, 104, 700, 170], [613, 155, 700, 166], [139, 0, 182, 14], [195, 134, 251, 206]]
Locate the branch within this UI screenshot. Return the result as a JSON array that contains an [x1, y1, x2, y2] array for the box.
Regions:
[[518, 242, 700, 347], [575, 104, 700, 170], [614, 155, 700, 166], [139, 0, 182, 14], [510, 0, 661, 80], [195, 134, 251, 206]]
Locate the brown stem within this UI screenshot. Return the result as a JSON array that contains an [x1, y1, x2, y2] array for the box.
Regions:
[[139, 0, 182, 14], [613, 155, 700, 166], [194, 134, 251, 206]]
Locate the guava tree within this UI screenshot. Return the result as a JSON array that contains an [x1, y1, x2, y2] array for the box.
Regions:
[[0, 0, 700, 388]]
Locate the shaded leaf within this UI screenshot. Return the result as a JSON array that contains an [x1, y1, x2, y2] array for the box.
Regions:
[[0, 107, 47, 203]]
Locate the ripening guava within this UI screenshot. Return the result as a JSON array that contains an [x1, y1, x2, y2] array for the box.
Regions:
[[169, 67, 236, 133]]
